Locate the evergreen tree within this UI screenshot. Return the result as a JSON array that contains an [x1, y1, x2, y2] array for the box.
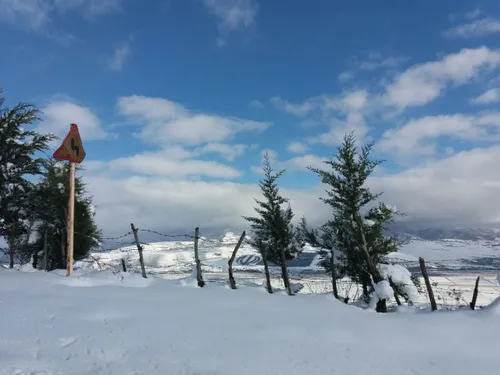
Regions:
[[243, 153, 302, 294], [0, 89, 55, 267], [309, 132, 400, 312], [29, 159, 101, 270]]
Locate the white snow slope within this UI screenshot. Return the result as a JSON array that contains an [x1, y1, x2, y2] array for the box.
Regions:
[[1, 267, 500, 375]]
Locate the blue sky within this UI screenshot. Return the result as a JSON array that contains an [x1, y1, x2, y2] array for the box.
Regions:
[[2, 0, 500, 236]]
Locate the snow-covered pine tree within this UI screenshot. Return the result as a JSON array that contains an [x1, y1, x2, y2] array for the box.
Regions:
[[29, 160, 101, 270], [308, 132, 398, 312], [0, 89, 55, 268], [243, 152, 302, 294]]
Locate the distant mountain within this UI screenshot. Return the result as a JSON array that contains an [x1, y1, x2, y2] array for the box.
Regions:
[[388, 225, 500, 242]]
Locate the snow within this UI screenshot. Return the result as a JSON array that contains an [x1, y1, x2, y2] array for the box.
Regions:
[[379, 263, 419, 302], [1, 268, 500, 375], [388, 238, 500, 262], [374, 279, 394, 300]]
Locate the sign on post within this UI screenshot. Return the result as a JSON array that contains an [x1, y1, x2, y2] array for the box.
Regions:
[[53, 124, 86, 276]]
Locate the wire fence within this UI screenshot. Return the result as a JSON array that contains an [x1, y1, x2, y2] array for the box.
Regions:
[[2, 224, 499, 310]]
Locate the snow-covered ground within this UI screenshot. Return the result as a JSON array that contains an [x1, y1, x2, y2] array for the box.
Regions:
[[1, 267, 499, 375]]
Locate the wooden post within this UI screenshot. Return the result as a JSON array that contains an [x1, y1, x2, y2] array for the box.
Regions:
[[260, 242, 273, 294], [228, 231, 246, 289], [419, 257, 437, 311], [194, 227, 205, 287], [121, 258, 127, 273], [131, 223, 147, 278], [8, 227, 15, 269], [43, 228, 49, 272], [470, 276, 480, 310], [330, 250, 339, 299], [66, 162, 76, 276]]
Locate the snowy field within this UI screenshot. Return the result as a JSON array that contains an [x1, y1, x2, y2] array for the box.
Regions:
[[74, 232, 500, 309], [1, 267, 500, 375]]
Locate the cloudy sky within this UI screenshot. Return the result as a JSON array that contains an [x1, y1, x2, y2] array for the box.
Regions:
[[1, 0, 500, 238]]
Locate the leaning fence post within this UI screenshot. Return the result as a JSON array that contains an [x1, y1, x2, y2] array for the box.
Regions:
[[419, 257, 437, 311], [470, 276, 480, 310], [228, 231, 246, 289], [131, 223, 147, 279], [194, 227, 205, 287]]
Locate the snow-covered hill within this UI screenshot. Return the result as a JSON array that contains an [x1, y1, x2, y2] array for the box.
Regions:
[[1, 267, 500, 375], [79, 232, 500, 276]]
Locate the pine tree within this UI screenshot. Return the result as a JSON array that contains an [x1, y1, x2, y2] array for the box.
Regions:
[[309, 132, 399, 312], [28, 159, 101, 270], [243, 153, 302, 294], [0, 89, 55, 267]]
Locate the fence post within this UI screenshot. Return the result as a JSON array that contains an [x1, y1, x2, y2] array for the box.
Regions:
[[131, 223, 147, 279], [470, 276, 480, 310], [419, 257, 437, 311], [194, 227, 205, 287], [228, 231, 246, 289]]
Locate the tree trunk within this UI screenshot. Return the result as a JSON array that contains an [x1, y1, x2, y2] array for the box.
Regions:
[[9, 239, 14, 269], [330, 251, 339, 299], [279, 246, 293, 296], [261, 244, 273, 294], [61, 230, 66, 269], [353, 211, 386, 313], [33, 252, 38, 269], [389, 277, 402, 306]]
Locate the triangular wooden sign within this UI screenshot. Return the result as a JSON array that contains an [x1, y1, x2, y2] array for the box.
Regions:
[[53, 123, 86, 163]]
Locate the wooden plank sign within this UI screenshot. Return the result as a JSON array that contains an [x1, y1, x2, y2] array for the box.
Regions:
[[53, 123, 86, 164]]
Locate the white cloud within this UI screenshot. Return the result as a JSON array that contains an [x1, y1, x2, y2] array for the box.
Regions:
[[465, 8, 483, 20], [384, 47, 500, 109], [338, 71, 355, 83], [202, 0, 259, 45], [359, 55, 407, 71], [107, 150, 242, 179], [38, 100, 109, 141], [471, 88, 500, 105], [85, 144, 500, 238], [287, 142, 308, 154], [284, 154, 326, 171], [108, 41, 132, 71], [84, 174, 330, 237], [0, 0, 122, 40], [308, 112, 369, 146], [369, 146, 500, 227], [270, 96, 316, 117], [271, 90, 371, 147], [249, 99, 264, 109], [198, 143, 247, 161], [445, 18, 500, 38], [0, 0, 52, 31], [53, 0, 121, 16], [117, 95, 270, 147], [378, 112, 500, 156]]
